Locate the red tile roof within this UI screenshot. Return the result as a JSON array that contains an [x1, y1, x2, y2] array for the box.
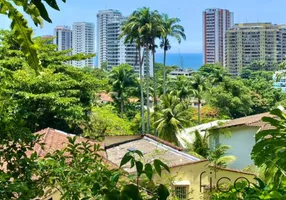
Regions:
[[33, 128, 106, 158], [98, 92, 113, 102], [214, 112, 274, 130]]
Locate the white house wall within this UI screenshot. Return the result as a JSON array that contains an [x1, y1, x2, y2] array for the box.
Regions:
[[216, 126, 260, 170]]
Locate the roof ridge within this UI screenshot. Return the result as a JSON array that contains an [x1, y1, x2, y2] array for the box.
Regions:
[[144, 134, 184, 151], [105, 136, 144, 149]]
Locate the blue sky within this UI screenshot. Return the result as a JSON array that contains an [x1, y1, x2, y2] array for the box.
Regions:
[[1, 0, 286, 53]]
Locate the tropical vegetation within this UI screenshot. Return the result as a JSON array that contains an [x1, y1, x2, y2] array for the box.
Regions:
[[1, 1, 286, 199]]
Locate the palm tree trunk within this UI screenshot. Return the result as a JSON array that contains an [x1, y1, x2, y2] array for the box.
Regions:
[[146, 45, 151, 133], [198, 98, 201, 125], [152, 41, 158, 136], [120, 99, 124, 118], [163, 46, 167, 95], [139, 47, 145, 134], [152, 41, 157, 107]]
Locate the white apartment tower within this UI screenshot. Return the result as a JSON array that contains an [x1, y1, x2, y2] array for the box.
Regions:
[[97, 9, 152, 74], [53, 26, 72, 51], [203, 8, 234, 66], [72, 22, 95, 67]]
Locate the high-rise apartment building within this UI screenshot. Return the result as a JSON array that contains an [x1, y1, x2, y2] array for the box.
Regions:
[[225, 23, 286, 76], [97, 9, 152, 74], [53, 26, 72, 51], [72, 22, 95, 67], [203, 8, 234, 65]]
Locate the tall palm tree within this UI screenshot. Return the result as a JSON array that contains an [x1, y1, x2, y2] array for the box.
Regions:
[[122, 7, 161, 133], [109, 64, 138, 118], [149, 11, 165, 108], [119, 9, 150, 134], [170, 76, 190, 101], [205, 65, 229, 85], [160, 14, 186, 95], [190, 73, 209, 125], [154, 93, 191, 144]]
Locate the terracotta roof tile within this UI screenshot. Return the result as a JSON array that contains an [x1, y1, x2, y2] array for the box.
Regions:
[[32, 128, 106, 158], [98, 92, 113, 102], [106, 135, 201, 173], [215, 112, 274, 129]]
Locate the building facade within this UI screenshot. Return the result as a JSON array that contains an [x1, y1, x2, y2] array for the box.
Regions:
[[203, 8, 234, 65], [53, 26, 72, 51], [72, 22, 95, 67], [97, 9, 152, 74], [225, 23, 286, 76], [169, 68, 193, 78], [208, 112, 279, 169]]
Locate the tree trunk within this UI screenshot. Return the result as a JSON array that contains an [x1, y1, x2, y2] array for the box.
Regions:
[[120, 97, 124, 118], [163, 45, 167, 95], [152, 39, 157, 107], [146, 45, 151, 133], [152, 40, 158, 136], [198, 98, 201, 125], [139, 47, 145, 134]]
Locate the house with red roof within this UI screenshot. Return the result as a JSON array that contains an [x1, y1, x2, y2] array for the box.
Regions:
[[208, 111, 278, 170], [27, 128, 255, 200]]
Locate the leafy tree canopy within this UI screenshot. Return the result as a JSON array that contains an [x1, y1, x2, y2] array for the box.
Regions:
[[0, 31, 106, 134], [84, 105, 134, 139]]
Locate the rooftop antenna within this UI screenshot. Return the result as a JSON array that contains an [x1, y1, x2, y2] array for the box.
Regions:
[[178, 49, 184, 69]]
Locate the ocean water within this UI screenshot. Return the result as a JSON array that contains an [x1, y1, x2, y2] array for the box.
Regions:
[[155, 53, 203, 71], [95, 53, 203, 71]]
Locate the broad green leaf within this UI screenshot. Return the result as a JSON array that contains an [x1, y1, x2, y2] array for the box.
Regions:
[[120, 153, 132, 167], [120, 184, 142, 200], [44, 0, 60, 10], [133, 150, 144, 157], [157, 184, 170, 200], [154, 160, 162, 176], [269, 190, 283, 198], [31, 0, 52, 23], [130, 158, 135, 168], [262, 117, 281, 128], [111, 173, 120, 183], [270, 109, 286, 120], [154, 159, 170, 177], [135, 161, 143, 176], [144, 163, 153, 180]]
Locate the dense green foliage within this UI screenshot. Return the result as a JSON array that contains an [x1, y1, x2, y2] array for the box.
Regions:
[[1, 2, 286, 199], [197, 64, 286, 119], [154, 93, 192, 144], [0, 0, 67, 71], [0, 31, 102, 134], [85, 105, 134, 138], [252, 109, 286, 188], [109, 64, 139, 118]]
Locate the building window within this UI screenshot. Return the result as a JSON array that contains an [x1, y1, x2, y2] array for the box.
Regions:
[[175, 186, 188, 200]]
